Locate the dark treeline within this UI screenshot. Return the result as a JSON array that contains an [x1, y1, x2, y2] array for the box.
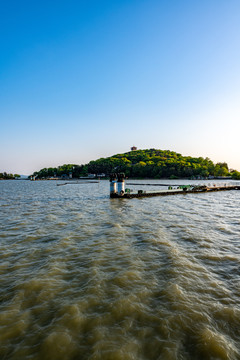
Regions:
[[32, 164, 88, 179], [31, 149, 240, 180], [0, 173, 20, 180]]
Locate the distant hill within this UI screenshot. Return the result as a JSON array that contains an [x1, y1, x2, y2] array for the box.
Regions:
[[87, 149, 229, 179], [31, 148, 238, 179]]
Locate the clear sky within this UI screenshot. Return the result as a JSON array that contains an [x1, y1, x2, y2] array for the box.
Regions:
[[1, 0, 240, 175]]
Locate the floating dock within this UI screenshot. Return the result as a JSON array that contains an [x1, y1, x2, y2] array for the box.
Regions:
[[109, 174, 240, 199]]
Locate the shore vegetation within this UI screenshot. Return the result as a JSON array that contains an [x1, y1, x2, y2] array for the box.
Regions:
[[0, 173, 20, 180], [30, 149, 238, 180]]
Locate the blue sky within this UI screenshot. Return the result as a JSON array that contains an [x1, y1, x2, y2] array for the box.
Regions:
[[1, 0, 240, 174]]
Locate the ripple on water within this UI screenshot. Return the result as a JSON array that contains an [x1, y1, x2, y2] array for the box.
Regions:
[[1, 180, 240, 359]]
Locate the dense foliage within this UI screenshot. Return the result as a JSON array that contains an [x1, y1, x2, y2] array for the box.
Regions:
[[231, 171, 240, 180], [32, 164, 88, 179], [0, 173, 20, 179], [88, 149, 230, 178], [31, 149, 234, 179]]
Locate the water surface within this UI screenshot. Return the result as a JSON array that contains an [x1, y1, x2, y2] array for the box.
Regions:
[[0, 180, 240, 360]]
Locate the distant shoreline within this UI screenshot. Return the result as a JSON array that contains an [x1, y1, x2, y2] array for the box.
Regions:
[[1, 177, 237, 182]]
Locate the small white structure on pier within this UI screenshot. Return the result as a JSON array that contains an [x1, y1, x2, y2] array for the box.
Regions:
[[110, 173, 125, 197], [110, 174, 117, 195]]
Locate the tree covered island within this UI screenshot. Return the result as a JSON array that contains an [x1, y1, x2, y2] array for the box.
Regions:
[[31, 149, 240, 180]]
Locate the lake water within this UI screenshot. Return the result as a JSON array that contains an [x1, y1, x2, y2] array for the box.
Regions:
[[1, 179, 240, 360]]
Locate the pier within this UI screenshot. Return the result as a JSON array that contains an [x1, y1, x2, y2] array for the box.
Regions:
[[110, 174, 240, 199]]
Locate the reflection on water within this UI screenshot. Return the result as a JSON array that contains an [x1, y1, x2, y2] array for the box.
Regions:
[[0, 179, 240, 360]]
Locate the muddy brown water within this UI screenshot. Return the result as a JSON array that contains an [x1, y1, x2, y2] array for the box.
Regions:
[[1, 180, 240, 360]]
